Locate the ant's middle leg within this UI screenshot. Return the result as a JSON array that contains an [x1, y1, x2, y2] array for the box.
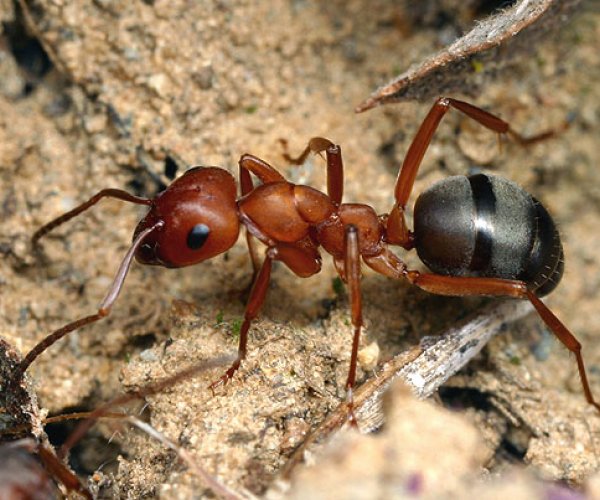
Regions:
[[281, 137, 344, 206], [333, 225, 364, 425]]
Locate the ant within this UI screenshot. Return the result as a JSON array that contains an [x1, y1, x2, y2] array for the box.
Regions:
[[13, 97, 600, 418], [1, 336, 236, 499], [0, 438, 95, 499], [1, 336, 93, 498]]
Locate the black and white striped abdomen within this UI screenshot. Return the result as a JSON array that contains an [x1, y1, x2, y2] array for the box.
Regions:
[[413, 174, 563, 296]]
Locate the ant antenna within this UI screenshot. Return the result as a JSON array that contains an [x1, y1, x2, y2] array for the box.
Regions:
[[12, 221, 163, 385]]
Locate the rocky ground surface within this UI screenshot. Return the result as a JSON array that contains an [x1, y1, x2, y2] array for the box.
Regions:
[[1, 1, 600, 498]]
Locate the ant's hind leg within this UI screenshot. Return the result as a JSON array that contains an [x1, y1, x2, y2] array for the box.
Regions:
[[393, 98, 512, 210], [526, 290, 600, 412], [363, 248, 600, 413], [405, 271, 600, 413], [387, 97, 560, 247], [394, 97, 564, 210]]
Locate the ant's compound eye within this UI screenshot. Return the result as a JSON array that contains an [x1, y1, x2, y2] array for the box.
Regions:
[[187, 223, 210, 250]]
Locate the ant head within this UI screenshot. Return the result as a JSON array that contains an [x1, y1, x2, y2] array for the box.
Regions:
[[134, 167, 240, 268]]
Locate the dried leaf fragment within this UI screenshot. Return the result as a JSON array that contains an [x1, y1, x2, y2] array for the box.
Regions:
[[356, 0, 584, 112]]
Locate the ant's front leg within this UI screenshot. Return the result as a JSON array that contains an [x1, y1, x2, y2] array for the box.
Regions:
[[238, 155, 286, 276], [209, 240, 321, 391], [209, 251, 273, 391]]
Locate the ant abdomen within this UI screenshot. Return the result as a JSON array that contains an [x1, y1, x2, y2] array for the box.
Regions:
[[413, 173, 563, 297]]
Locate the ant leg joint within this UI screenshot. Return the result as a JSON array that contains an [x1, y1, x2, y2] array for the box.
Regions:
[[437, 96, 450, 107], [345, 386, 358, 427], [405, 270, 420, 283], [327, 143, 341, 155]]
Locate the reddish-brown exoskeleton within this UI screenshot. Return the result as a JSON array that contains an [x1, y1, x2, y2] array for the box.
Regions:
[[16, 97, 600, 417], [0, 439, 86, 499], [1, 343, 235, 499]]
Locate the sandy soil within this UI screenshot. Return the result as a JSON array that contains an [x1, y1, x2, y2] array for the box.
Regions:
[[1, 1, 600, 498]]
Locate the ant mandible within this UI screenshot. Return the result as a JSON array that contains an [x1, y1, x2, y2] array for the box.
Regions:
[[14, 97, 600, 416]]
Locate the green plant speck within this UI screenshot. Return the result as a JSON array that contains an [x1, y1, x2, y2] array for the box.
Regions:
[[215, 310, 224, 325], [471, 59, 484, 73], [332, 276, 344, 296], [231, 318, 243, 340]]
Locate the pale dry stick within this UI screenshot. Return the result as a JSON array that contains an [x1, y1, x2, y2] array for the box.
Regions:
[[127, 416, 250, 500], [400, 300, 533, 397], [278, 346, 423, 480], [355, 0, 583, 111], [45, 355, 238, 498], [20, 408, 245, 499], [357, 299, 533, 432], [60, 354, 235, 458], [281, 299, 533, 478]]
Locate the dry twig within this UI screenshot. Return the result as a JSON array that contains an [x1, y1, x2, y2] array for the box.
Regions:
[[281, 299, 533, 477], [356, 0, 583, 112]]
